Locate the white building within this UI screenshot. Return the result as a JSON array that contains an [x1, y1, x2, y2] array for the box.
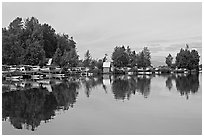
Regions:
[[103, 62, 111, 73]]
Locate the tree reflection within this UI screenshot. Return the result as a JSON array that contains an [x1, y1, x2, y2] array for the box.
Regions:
[[52, 80, 80, 110], [175, 74, 199, 99], [112, 76, 132, 100], [136, 76, 151, 98], [81, 76, 103, 97], [2, 80, 80, 131], [165, 74, 200, 99], [112, 75, 151, 100], [166, 77, 173, 90]]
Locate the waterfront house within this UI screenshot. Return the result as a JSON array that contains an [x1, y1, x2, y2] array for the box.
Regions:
[[103, 61, 111, 73]]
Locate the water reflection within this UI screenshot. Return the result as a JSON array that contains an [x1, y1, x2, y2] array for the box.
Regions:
[[2, 79, 80, 131], [112, 75, 151, 100], [166, 76, 173, 90], [81, 76, 103, 97], [165, 74, 200, 99], [2, 73, 201, 132]]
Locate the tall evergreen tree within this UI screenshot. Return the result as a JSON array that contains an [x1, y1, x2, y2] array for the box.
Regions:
[[165, 54, 173, 67]]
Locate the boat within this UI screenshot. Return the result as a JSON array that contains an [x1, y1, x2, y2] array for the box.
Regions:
[[8, 65, 17, 72], [52, 73, 65, 78], [6, 76, 23, 81], [145, 71, 152, 75], [31, 74, 43, 80], [40, 67, 50, 72], [37, 79, 51, 84], [155, 71, 161, 74], [128, 71, 133, 75], [31, 66, 40, 72], [138, 71, 145, 75]]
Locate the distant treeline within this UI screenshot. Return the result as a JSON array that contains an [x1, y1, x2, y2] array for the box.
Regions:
[[2, 17, 200, 70]]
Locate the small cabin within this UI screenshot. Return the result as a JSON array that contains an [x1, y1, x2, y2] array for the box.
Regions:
[[103, 62, 111, 74]]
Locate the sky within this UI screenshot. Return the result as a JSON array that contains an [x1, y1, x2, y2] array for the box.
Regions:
[[2, 2, 202, 66]]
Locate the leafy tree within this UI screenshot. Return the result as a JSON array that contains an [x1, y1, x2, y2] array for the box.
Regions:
[[137, 47, 151, 68], [90, 59, 97, 69], [41, 24, 57, 58], [129, 51, 137, 67], [22, 17, 46, 65], [189, 49, 200, 70], [2, 16, 79, 67], [126, 46, 132, 56], [68, 48, 79, 67], [8, 17, 24, 35], [165, 54, 173, 67], [83, 50, 92, 68], [137, 51, 145, 68], [96, 59, 103, 70], [55, 35, 78, 67], [125, 46, 137, 67], [176, 48, 190, 69], [112, 46, 129, 67], [2, 17, 25, 65], [52, 48, 62, 66], [77, 60, 84, 67], [24, 41, 46, 65], [142, 47, 151, 66], [56, 34, 74, 52], [24, 17, 43, 41], [2, 31, 24, 65], [60, 48, 79, 68], [175, 45, 200, 70]]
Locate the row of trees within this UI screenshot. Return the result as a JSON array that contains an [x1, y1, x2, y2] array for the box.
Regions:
[[110, 44, 200, 70], [2, 17, 79, 67], [81, 46, 152, 72], [111, 46, 151, 68], [165, 44, 200, 70], [3, 17, 200, 71]]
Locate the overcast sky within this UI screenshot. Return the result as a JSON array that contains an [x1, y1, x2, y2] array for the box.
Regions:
[[2, 2, 202, 66]]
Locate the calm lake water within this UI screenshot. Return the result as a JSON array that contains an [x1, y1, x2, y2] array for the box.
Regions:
[[2, 73, 202, 135]]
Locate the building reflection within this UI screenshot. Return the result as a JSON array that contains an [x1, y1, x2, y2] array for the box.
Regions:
[[165, 74, 199, 99], [2, 79, 80, 131]]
